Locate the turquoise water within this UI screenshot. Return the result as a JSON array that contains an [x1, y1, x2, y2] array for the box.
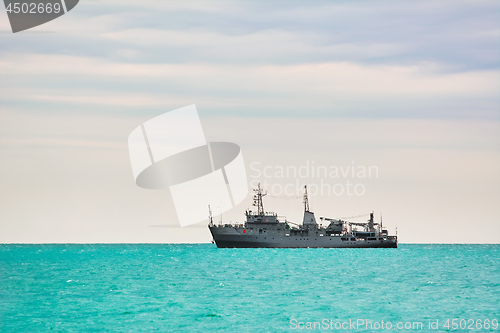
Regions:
[[0, 244, 498, 332]]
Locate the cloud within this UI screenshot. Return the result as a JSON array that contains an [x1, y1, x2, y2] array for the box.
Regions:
[[3, 54, 498, 94], [1, 54, 498, 118], [1, 0, 498, 71]]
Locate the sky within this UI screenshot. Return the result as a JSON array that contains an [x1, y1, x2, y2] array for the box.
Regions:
[[0, 0, 499, 243]]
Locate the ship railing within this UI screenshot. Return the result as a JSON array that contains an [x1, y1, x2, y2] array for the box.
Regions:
[[212, 223, 245, 228]]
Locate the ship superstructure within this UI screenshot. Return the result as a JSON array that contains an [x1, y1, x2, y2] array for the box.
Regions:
[[208, 184, 397, 248]]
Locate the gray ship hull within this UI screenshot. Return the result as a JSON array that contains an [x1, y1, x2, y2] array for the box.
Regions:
[[209, 226, 397, 248]]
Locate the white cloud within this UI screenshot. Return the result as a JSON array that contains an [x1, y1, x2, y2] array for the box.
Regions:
[[1, 54, 498, 103]]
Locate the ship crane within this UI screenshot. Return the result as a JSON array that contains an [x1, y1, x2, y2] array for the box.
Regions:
[[320, 217, 343, 222], [322, 212, 382, 235]]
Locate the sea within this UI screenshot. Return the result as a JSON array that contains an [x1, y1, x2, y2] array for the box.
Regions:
[[0, 244, 498, 332]]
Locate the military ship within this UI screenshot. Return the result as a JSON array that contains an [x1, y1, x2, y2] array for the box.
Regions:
[[208, 184, 398, 248]]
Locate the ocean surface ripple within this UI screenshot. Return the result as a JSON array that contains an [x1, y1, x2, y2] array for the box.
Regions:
[[0, 244, 499, 332]]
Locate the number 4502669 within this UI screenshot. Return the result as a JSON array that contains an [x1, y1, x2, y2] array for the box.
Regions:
[[5, 2, 62, 14], [444, 319, 498, 330]]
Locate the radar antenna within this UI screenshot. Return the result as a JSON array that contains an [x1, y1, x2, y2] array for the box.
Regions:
[[252, 183, 266, 215], [303, 185, 310, 212]]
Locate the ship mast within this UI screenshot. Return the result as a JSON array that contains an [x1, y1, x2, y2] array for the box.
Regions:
[[368, 211, 374, 231], [208, 205, 213, 226], [253, 183, 266, 215], [303, 185, 310, 212]]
